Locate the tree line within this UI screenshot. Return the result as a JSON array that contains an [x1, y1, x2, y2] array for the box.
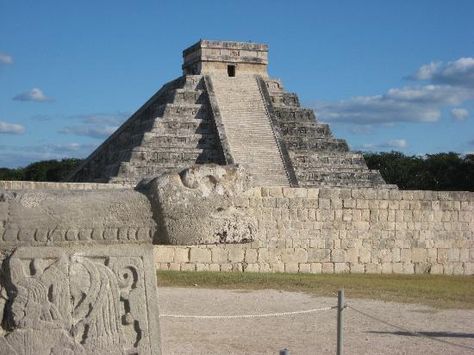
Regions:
[[0, 158, 82, 182], [363, 152, 474, 191], [0, 153, 473, 191]]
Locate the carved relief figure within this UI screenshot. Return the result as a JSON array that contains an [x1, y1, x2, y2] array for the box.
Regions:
[[0, 250, 149, 354]]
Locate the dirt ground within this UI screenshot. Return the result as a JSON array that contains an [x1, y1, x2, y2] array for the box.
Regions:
[[157, 287, 474, 355]]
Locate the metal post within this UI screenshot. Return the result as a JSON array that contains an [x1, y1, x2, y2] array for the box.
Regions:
[[337, 289, 344, 355], [279, 349, 289, 355]]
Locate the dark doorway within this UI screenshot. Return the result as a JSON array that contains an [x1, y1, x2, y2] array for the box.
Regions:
[[227, 65, 236, 77]]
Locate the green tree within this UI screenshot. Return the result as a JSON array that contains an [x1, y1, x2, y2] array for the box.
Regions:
[[364, 151, 474, 191], [0, 159, 82, 182]]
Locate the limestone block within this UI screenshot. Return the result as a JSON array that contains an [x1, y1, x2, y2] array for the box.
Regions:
[[220, 263, 233, 272], [331, 249, 345, 263], [156, 263, 169, 270], [262, 197, 277, 208], [427, 248, 437, 263], [352, 210, 362, 222], [196, 263, 209, 271], [342, 210, 352, 222], [321, 263, 334, 273], [359, 249, 371, 264], [257, 263, 270, 272], [343, 199, 355, 209], [169, 263, 181, 271], [400, 249, 411, 263], [381, 263, 393, 274], [356, 199, 369, 209], [181, 263, 196, 271], [464, 262, 474, 275], [154, 247, 175, 263], [365, 263, 381, 273], [391, 263, 403, 274], [448, 248, 460, 262], [430, 264, 444, 274], [281, 248, 307, 263], [435, 240, 452, 248], [411, 248, 427, 263], [271, 262, 285, 273], [245, 248, 258, 263], [258, 248, 278, 263], [282, 187, 296, 198], [310, 263, 322, 273], [317, 210, 335, 221], [283, 263, 298, 273], [308, 248, 330, 262], [211, 248, 229, 263], [228, 247, 245, 263], [334, 263, 349, 273], [174, 247, 190, 263], [319, 198, 331, 209], [307, 188, 320, 199], [452, 262, 464, 275], [190, 248, 212, 263], [349, 263, 365, 273], [402, 263, 414, 274], [299, 263, 311, 273], [209, 263, 220, 272], [437, 248, 449, 263], [391, 248, 401, 263], [331, 198, 343, 209], [345, 248, 359, 263], [245, 263, 259, 272]]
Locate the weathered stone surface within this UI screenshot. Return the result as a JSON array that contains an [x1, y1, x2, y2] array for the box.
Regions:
[[68, 40, 389, 189], [0, 245, 161, 354], [145, 164, 257, 245], [0, 188, 156, 246]]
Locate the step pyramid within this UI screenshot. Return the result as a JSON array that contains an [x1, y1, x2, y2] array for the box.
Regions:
[[68, 40, 387, 188]]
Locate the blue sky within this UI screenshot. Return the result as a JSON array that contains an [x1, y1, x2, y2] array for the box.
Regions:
[[1, 0, 473, 168]]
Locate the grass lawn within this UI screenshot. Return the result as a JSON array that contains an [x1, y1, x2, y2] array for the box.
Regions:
[[157, 271, 474, 309]]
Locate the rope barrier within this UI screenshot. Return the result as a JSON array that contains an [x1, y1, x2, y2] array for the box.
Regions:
[[347, 305, 474, 352], [160, 305, 336, 319], [159, 298, 474, 352]]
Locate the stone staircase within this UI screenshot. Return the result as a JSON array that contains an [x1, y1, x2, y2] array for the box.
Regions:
[[261, 78, 388, 188], [69, 75, 226, 185], [208, 74, 289, 186]]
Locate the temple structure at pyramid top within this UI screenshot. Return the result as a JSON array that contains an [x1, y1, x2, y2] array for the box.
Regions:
[[182, 40, 269, 76], [68, 40, 387, 188]]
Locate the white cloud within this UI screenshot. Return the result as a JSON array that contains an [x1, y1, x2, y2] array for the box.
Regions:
[[361, 139, 408, 150], [411, 61, 441, 80], [0, 53, 13, 65], [60, 125, 118, 139], [59, 112, 127, 139], [76, 112, 129, 125], [411, 57, 474, 88], [0, 121, 25, 134], [316, 57, 474, 126], [450, 108, 469, 121], [13, 88, 53, 102]]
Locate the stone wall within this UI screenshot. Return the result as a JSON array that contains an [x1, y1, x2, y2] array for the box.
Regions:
[[0, 188, 157, 247], [154, 186, 474, 275], [0, 180, 130, 190]]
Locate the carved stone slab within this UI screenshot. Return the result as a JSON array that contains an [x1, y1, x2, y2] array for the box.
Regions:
[[0, 245, 161, 354]]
